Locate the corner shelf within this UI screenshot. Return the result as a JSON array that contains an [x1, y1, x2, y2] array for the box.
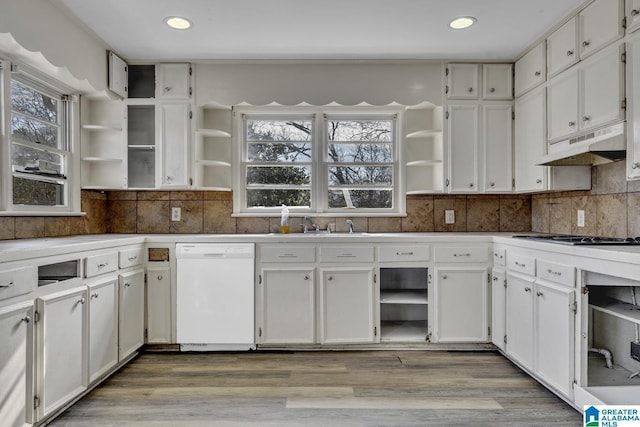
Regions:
[[404, 103, 444, 194], [194, 104, 233, 190]]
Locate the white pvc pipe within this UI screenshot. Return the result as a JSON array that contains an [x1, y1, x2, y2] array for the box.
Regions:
[[590, 347, 613, 369]]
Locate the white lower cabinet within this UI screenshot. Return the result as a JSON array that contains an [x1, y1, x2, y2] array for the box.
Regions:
[[118, 269, 145, 361], [505, 272, 535, 369], [146, 265, 172, 344], [491, 268, 506, 352], [433, 267, 489, 342], [0, 301, 34, 427], [87, 278, 118, 383], [259, 268, 315, 344], [36, 286, 88, 420], [319, 267, 377, 344]]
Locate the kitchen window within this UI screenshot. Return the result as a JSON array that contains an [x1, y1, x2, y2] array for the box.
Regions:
[[1, 60, 79, 213], [235, 107, 402, 215]]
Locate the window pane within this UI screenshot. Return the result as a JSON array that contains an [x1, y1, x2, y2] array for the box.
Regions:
[[247, 189, 310, 208], [12, 144, 64, 175], [327, 143, 392, 163], [327, 120, 392, 142], [247, 166, 311, 185], [11, 81, 58, 124], [13, 176, 64, 206], [11, 113, 59, 147], [248, 142, 311, 162], [247, 119, 312, 142], [328, 189, 392, 209], [328, 166, 392, 186]]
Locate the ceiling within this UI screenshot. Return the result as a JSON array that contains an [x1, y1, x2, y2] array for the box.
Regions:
[[56, 0, 586, 62]]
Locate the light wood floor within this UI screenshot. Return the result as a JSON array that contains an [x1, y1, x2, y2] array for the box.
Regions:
[[49, 350, 582, 426]]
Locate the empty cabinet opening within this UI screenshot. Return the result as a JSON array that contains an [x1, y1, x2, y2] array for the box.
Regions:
[[38, 260, 80, 286], [379, 267, 428, 342]]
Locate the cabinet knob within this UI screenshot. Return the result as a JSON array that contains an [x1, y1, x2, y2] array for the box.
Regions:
[[469, 182, 474, 188], [583, 115, 591, 122], [536, 291, 544, 297], [534, 71, 541, 76], [22, 315, 31, 324], [91, 292, 99, 299], [632, 9, 639, 16], [524, 287, 531, 292], [442, 275, 447, 279], [303, 275, 309, 281], [632, 163, 640, 170], [124, 282, 131, 288], [157, 275, 163, 280], [468, 87, 474, 93], [567, 50, 574, 56], [328, 276, 333, 281], [568, 121, 576, 127], [490, 182, 495, 187], [492, 276, 498, 281], [490, 88, 496, 93], [164, 86, 172, 92], [582, 40, 590, 47], [536, 178, 542, 184]]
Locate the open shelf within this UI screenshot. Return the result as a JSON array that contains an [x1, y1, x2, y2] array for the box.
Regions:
[[380, 321, 429, 342], [380, 290, 428, 305], [193, 104, 233, 191], [404, 103, 444, 194], [197, 128, 231, 138], [81, 157, 123, 163], [590, 298, 640, 325], [82, 124, 122, 132]]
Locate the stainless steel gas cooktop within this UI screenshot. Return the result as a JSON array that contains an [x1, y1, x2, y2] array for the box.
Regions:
[[511, 235, 640, 246]]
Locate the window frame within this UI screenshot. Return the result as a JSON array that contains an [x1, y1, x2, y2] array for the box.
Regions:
[[0, 59, 80, 214], [233, 105, 405, 216]]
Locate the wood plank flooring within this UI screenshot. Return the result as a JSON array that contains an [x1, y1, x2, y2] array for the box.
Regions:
[[49, 350, 582, 426]]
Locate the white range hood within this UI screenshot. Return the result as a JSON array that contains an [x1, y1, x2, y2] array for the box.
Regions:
[[539, 122, 626, 166]]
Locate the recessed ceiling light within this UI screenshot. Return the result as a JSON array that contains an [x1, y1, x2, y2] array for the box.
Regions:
[[164, 16, 192, 30], [449, 16, 477, 30]]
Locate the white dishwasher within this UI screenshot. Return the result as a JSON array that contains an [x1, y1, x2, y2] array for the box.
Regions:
[[176, 243, 255, 351]]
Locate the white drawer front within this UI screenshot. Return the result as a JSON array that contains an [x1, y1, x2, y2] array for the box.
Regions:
[[507, 254, 536, 276], [434, 247, 488, 263], [0, 266, 35, 301], [319, 246, 374, 263], [493, 248, 506, 266], [379, 245, 430, 262], [260, 246, 315, 263], [85, 252, 118, 277], [537, 259, 575, 287], [119, 248, 144, 269]]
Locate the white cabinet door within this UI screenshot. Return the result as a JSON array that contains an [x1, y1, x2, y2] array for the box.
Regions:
[[433, 267, 489, 342], [159, 103, 190, 188], [505, 272, 534, 370], [36, 287, 87, 420], [87, 278, 118, 383], [491, 269, 506, 352], [483, 103, 513, 192], [534, 280, 575, 398], [118, 269, 145, 361], [580, 43, 624, 132], [627, 0, 640, 33], [628, 32, 640, 178], [515, 42, 546, 97], [319, 268, 376, 344], [514, 87, 547, 192], [447, 63, 480, 99], [447, 104, 479, 193], [156, 63, 191, 100], [146, 265, 172, 344], [108, 51, 128, 99], [482, 64, 513, 100], [547, 17, 578, 77], [547, 68, 579, 141], [0, 302, 33, 427], [579, 0, 624, 59], [260, 268, 315, 344]]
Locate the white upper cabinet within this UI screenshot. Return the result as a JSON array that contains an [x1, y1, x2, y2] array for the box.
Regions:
[[108, 51, 128, 98], [482, 64, 513, 100], [515, 42, 546, 97], [483, 104, 513, 192], [547, 67, 579, 141], [627, 0, 640, 33], [579, 0, 624, 59], [159, 103, 190, 187], [547, 18, 579, 77], [446, 63, 480, 99], [514, 87, 547, 192], [627, 31, 640, 178], [156, 63, 192, 100], [447, 104, 479, 193]]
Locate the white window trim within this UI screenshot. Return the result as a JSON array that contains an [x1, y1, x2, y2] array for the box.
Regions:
[[232, 105, 405, 217], [0, 58, 81, 214]]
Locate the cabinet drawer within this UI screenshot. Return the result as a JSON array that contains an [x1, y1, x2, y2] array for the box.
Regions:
[[319, 246, 374, 263], [378, 245, 430, 262], [85, 252, 118, 277], [434, 247, 488, 263], [260, 246, 315, 263], [119, 248, 144, 269], [0, 266, 35, 301], [493, 248, 506, 266], [507, 254, 536, 276], [537, 259, 575, 287]]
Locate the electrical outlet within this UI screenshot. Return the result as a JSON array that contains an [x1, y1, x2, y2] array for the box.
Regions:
[[171, 207, 181, 222], [445, 210, 455, 224], [632, 341, 640, 362], [577, 210, 585, 228]]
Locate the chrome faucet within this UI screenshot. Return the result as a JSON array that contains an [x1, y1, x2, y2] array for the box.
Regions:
[[303, 216, 319, 233], [346, 219, 354, 233]]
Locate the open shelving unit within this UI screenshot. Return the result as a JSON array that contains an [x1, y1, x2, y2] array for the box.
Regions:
[[194, 103, 233, 190], [379, 268, 429, 342], [404, 103, 444, 194]]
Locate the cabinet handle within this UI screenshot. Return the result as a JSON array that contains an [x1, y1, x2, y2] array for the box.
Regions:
[[124, 282, 131, 288], [515, 261, 526, 268], [128, 256, 138, 261], [454, 253, 471, 257], [336, 254, 356, 258], [490, 88, 496, 93], [396, 251, 414, 256], [21, 315, 31, 324], [157, 275, 163, 280], [442, 275, 448, 279], [328, 276, 333, 281], [304, 275, 309, 281], [524, 287, 531, 292], [547, 269, 562, 276], [568, 121, 576, 127], [468, 87, 474, 93], [492, 276, 498, 281], [536, 291, 544, 297], [445, 178, 450, 187], [582, 40, 591, 47], [632, 9, 639, 16], [97, 262, 108, 268], [0, 281, 15, 288], [164, 86, 172, 92], [583, 115, 591, 122], [78, 297, 85, 305], [91, 292, 99, 299], [534, 71, 541, 76], [632, 163, 640, 170], [428, 274, 432, 284], [536, 178, 542, 184], [567, 50, 574, 56]]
